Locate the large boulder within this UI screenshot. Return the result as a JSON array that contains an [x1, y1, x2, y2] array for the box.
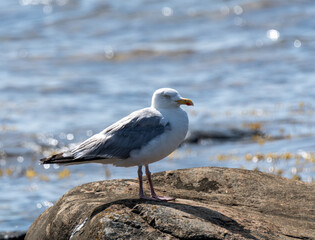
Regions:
[[26, 167, 315, 240]]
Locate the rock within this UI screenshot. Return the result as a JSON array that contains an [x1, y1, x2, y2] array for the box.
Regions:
[[0, 231, 26, 240], [26, 167, 315, 240], [184, 129, 264, 144]]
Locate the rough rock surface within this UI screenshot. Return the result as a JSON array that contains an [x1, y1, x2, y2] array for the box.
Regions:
[[26, 167, 315, 240]]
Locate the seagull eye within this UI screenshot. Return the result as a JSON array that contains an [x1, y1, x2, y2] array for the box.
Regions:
[[163, 94, 171, 99]]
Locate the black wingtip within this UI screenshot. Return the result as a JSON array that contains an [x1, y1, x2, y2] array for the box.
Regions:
[[40, 157, 51, 165], [40, 153, 73, 165]]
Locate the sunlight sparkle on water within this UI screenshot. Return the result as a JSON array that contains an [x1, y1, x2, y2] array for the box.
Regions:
[[66, 133, 74, 141], [294, 39, 301, 48], [17, 156, 24, 163], [20, 0, 51, 6], [162, 7, 173, 17], [233, 5, 243, 15], [267, 29, 280, 41], [86, 130, 93, 137], [291, 167, 297, 175], [53, 164, 60, 169], [220, 6, 230, 16], [252, 156, 258, 163], [104, 46, 114, 59], [48, 138, 58, 146]]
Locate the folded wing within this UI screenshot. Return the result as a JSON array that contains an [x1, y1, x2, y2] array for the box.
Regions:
[[41, 108, 171, 165]]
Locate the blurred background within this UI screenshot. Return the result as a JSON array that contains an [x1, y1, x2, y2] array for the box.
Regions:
[[0, 0, 314, 233]]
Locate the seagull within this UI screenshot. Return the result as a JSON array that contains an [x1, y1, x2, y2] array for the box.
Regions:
[[41, 88, 193, 201]]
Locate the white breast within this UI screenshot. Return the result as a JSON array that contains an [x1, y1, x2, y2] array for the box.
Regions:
[[114, 107, 188, 167]]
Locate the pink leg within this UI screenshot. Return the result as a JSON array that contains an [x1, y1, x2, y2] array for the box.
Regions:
[[138, 165, 158, 200], [138, 165, 145, 199], [145, 165, 175, 201]]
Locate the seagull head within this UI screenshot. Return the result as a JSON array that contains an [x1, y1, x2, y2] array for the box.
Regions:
[[151, 88, 194, 109]]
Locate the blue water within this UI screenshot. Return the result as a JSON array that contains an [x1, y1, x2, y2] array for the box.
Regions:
[[0, 0, 314, 232]]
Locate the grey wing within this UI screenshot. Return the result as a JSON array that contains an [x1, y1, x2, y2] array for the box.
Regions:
[[71, 108, 171, 160]]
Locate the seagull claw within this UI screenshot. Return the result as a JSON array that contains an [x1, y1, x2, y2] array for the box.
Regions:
[[152, 195, 176, 201], [139, 195, 175, 201]]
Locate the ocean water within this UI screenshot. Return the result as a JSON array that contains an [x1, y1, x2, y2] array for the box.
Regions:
[[0, 0, 314, 232]]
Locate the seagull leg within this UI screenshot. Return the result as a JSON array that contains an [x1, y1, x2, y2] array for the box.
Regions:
[[138, 165, 157, 200], [145, 164, 175, 201], [138, 165, 145, 199]]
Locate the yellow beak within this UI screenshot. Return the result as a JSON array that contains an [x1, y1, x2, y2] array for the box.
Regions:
[[176, 98, 194, 106]]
